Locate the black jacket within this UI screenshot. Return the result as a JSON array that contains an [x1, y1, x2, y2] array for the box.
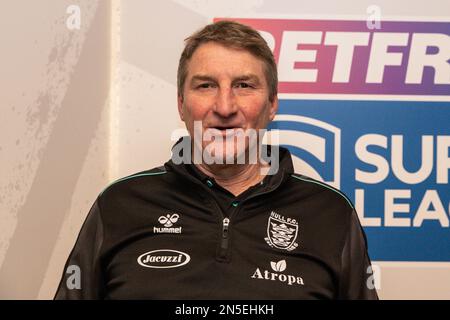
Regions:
[[54, 143, 378, 299]]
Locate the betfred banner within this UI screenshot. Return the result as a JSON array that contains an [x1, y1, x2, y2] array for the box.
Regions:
[[216, 17, 450, 262], [226, 18, 450, 95]]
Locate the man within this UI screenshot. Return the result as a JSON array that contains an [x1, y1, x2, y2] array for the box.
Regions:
[[55, 20, 378, 299]]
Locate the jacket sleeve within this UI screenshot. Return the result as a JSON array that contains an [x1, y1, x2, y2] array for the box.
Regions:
[[54, 200, 105, 299], [338, 209, 379, 300]]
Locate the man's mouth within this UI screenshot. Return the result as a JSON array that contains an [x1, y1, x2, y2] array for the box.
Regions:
[[206, 125, 243, 138], [207, 126, 243, 137], [208, 125, 241, 130]]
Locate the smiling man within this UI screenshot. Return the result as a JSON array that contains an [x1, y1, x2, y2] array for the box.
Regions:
[[176, 33, 279, 195], [55, 21, 378, 300]]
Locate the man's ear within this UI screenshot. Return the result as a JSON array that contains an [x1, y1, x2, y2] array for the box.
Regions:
[[268, 95, 279, 121], [177, 94, 184, 121]]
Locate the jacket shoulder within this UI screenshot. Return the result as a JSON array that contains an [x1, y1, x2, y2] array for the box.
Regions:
[[99, 166, 167, 199], [289, 173, 354, 211]]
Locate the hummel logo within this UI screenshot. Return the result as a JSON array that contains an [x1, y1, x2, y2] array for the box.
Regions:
[[158, 214, 179, 227], [154, 213, 182, 234], [251, 259, 304, 286]]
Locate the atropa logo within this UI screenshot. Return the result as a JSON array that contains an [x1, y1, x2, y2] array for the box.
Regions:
[[251, 259, 304, 286], [266, 114, 341, 189], [137, 249, 190, 269]]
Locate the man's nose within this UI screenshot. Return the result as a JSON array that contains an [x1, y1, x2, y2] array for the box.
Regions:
[[213, 87, 237, 118]]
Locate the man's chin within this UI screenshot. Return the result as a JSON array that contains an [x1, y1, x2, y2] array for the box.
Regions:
[[201, 145, 249, 166]]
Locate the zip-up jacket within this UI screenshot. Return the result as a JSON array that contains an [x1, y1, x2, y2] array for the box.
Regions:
[[54, 142, 378, 299]]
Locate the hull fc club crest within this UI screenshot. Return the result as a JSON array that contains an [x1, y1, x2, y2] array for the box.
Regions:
[[265, 211, 299, 251]]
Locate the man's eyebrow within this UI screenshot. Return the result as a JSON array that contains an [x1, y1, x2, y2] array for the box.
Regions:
[[190, 75, 217, 83], [233, 74, 261, 82], [232, 74, 263, 86]]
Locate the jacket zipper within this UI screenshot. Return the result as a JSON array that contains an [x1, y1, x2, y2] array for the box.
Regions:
[[172, 168, 281, 262], [215, 175, 286, 261], [217, 213, 233, 261], [220, 217, 230, 253], [193, 169, 285, 262]]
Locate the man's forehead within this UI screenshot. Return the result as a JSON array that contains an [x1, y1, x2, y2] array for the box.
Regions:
[[187, 57, 265, 80], [193, 41, 251, 57], [189, 42, 264, 66]]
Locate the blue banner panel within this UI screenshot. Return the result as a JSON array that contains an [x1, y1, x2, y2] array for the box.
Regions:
[[270, 99, 450, 261]]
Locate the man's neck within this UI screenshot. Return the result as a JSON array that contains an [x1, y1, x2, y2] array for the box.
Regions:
[[195, 162, 266, 197]]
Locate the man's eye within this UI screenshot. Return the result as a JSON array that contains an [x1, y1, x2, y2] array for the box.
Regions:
[[236, 82, 252, 89], [198, 83, 214, 89]]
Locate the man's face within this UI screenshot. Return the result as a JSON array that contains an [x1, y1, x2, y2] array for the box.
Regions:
[[178, 41, 278, 164]]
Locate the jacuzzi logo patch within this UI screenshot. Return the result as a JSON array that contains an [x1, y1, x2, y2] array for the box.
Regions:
[[137, 249, 190, 269]]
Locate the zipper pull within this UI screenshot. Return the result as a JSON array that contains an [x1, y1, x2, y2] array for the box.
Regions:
[[218, 218, 231, 261], [222, 218, 230, 239]]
